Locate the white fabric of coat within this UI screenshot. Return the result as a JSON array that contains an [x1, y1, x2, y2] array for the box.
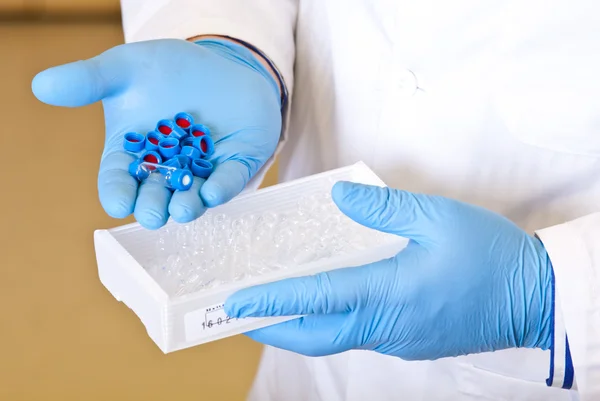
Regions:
[[121, 1, 600, 400]]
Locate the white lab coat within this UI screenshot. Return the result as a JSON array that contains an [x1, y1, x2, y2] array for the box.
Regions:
[[121, 1, 600, 399]]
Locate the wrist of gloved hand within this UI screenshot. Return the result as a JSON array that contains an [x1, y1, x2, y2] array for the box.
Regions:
[[190, 35, 283, 99], [192, 37, 283, 107]]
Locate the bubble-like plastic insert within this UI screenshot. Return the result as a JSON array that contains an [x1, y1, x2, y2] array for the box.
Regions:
[[141, 181, 392, 297]]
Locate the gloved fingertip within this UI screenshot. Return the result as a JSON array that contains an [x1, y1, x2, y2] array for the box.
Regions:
[[99, 184, 136, 219], [31, 59, 112, 107], [134, 208, 168, 230], [200, 181, 228, 208], [224, 291, 254, 318], [102, 198, 134, 219], [201, 160, 250, 208], [31, 68, 59, 104], [223, 299, 241, 318], [332, 181, 362, 206], [169, 203, 200, 224]]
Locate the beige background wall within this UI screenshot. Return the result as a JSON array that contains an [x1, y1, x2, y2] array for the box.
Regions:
[[1, 0, 120, 14], [0, 5, 268, 400]]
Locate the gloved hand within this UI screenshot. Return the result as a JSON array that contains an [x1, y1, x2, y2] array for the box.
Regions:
[[225, 182, 554, 360], [32, 38, 282, 229]]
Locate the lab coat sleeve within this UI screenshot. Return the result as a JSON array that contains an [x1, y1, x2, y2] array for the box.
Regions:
[[536, 212, 600, 399], [119, 0, 298, 191]]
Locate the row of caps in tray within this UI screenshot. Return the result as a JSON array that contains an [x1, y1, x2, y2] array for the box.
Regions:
[[123, 112, 215, 191]]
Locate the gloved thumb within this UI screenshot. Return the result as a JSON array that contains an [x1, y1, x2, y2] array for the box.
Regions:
[[332, 181, 441, 244], [32, 47, 129, 107]]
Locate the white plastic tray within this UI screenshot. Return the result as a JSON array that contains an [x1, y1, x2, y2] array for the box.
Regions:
[[94, 162, 408, 353]]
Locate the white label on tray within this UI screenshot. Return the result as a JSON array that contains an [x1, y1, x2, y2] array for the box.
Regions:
[[184, 303, 256, 342]]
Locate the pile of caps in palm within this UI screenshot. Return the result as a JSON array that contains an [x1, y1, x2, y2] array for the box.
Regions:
[[123, 112, 215, 191]]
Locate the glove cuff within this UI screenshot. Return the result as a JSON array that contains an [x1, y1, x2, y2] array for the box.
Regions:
[[192, 37, 287, 111], [215, 35, 289, 113]]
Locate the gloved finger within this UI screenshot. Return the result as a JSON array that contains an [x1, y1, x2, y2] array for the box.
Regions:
[[225, 259, 394, 318], [200, 159, 253, 208], [244, 314, 356, 357], [32, 45, 129, 107], [133, 174, 172, 230], [200, 129, 276, 208], [332, 181, 441, 244], [169, 177, 208, 223], [98, 151, 138, 219]]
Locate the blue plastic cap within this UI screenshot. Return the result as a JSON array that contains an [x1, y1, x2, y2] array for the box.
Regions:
[[167, 168, 194, 191], [174, 112, 195, 133], [163, 157, 183, 169], [140, 150, 163, 165], [156, 119, 176, 137], [128, 159, 150, 181], [157, 118, 187, 140], [170, 125, 187, 140], [180, 145, 201, 159], [145, 131, 163, 151], [158, 137, 181, 159], [123, 132, 146, 153], [128, 159, 140, 178], [190, 123, 211, 138], [190, 158, 213, 178], [181, 136, 195, 148], [193, 135, 215, 158], [173, 155, 191, 168]]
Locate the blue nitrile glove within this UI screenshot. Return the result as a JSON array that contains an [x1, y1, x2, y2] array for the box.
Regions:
[[31, 38, 282, 229], [225, 182, 554, 360]]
